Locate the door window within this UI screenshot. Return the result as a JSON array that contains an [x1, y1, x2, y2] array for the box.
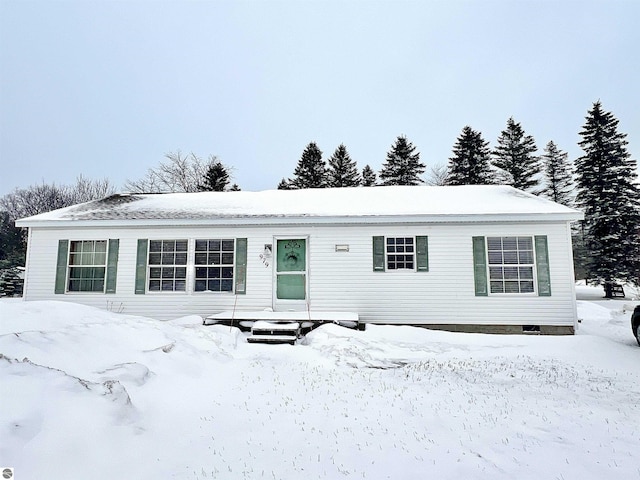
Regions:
[[276, 239, 306, 300]]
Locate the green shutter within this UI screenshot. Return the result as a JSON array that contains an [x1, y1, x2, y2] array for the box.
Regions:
[[535, 235, 551, 296], [135, 239, 148, 294], [55, 239, 69, 294], [472, 236, 488, 296], [373, 236, 385, 272], [235, 238, 247, 294], [416, 236, 429, 272], [105, 239, 119, 294]]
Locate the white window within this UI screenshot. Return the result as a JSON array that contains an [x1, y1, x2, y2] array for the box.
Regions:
[[194, 239, 235, 292], [147, 240, 188, 292], [67, 240, 107, 292], [487, 236, 535, 293], [386, 237, 415, 270]]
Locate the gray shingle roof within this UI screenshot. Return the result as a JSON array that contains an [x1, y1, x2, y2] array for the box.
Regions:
[[16, 185, 583, 226]]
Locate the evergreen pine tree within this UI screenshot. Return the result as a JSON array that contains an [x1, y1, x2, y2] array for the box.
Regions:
[[575, 101, 640, 291], [537, 139, 581, 280], [361, 165, 377, 186], [492, 117, 541, 192], [198, 160, 230, 192], [326, 144, 360, 187], [291, 142, 327, 188], [445, 126, 493, 185], [277, 178, 293, 190], [0, 211, 25, 269], [379, 135, 425, 185], [540, 141, 573, 206]]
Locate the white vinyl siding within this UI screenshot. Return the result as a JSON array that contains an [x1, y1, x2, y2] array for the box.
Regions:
[[22, 221, 577, 327]]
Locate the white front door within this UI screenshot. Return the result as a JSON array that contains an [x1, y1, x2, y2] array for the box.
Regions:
[[273, 237, 308, 311]]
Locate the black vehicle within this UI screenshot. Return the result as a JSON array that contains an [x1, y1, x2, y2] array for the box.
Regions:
[[632, 305, 640, 346]]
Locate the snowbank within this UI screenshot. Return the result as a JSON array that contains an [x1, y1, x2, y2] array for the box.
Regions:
[[1, 299, 639, 479]]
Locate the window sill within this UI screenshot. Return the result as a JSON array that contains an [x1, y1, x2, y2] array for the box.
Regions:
[[193, 291, 235, 294], [64, 291, 107, 294]]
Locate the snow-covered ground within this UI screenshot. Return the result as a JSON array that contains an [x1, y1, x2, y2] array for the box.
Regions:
[[1, 290, 639, 480]]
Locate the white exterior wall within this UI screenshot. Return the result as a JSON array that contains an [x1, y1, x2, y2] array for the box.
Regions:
[[22, 220, 577, 327]]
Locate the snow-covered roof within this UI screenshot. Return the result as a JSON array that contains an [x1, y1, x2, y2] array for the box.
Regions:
[[16, 185, 583, 227]]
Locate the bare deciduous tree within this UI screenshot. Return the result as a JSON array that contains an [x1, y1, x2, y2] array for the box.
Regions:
[[425, 163, 449, 186], [125, 152, 219, 193], [1, 176, 115, 221], [1, 183, 69, 220], [1, 176, 116, 268], [68, 175, 116, 204]]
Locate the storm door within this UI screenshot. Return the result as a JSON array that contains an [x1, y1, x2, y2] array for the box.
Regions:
[[274, 238, 308, 310]]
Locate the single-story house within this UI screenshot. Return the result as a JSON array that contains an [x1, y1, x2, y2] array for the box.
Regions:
[[16, 185, 583, 334]]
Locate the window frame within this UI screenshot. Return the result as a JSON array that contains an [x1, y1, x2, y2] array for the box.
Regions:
[[147, 239, 189, 293], [66, 239, 108, 293], [193, 238, 236, 293], [373, 235, 428, 273], [385, 236, 416, 271], [486, 236, 537, 295]]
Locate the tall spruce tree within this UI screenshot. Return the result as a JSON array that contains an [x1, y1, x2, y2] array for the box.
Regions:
[[575, 101, 640, 292], [492, 117, 541, 192], [291, 142, 327, 188], [361, 165, 377, 186], [327, 144, 360, 187], [538, 139, 584, 279], [198, 160, 230, 191], [446, 126, 493, 185], [379, 135, 425, 185], [540, 141, 573, 206], [538, 140, 582, 280]]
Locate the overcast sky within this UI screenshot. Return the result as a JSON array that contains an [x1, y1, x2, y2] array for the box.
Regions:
[[1, 0, 638, 195]]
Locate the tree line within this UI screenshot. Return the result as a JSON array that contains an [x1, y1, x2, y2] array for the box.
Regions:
[[0, 154, 238, 270], [0, 175, 116, 269], [279, 118, 570, 198], [1, 100, 638, 294], [277, 136, 426, 189], [123, 152, 239, 193], [277, 102, 639, 292]]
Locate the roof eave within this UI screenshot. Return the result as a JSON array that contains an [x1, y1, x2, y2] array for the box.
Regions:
[[16, 211, 584, 228]]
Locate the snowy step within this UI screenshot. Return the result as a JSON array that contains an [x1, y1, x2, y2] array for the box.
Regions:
[[247, 335, 297, 345], [250, 321, 300, 341], [252, 320, 299, 335], [253, 320, 301, 330]]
